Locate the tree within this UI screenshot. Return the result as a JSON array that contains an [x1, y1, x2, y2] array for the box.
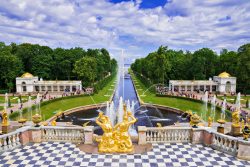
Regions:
[[73, 57, 97, 86], [0, 51, 23, 91], [237, 44, 250, 93]]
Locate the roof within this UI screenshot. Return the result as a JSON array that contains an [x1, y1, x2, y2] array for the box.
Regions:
[[169, 80, 217, 85], [21, 72, 34, 78], [218, 72, 231, 78]]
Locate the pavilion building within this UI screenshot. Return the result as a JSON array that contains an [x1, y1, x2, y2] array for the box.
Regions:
[[16, 73, 82, 94], [168, 72, 236, 94]]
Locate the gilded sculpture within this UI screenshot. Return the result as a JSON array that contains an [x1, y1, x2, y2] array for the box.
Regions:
[[2, 109, 8, 126], [232, 110, 240, 127], [95, 104, 137, 153]]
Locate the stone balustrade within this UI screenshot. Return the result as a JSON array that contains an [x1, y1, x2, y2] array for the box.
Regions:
[[211, 131, 238, 156], [0, 126, 29, 152], [142, 126, 192, 143], [41, 126, 86, 143], [138, 126, 250, 160]]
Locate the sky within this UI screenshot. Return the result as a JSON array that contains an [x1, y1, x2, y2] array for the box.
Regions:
[[0, 0, 250, 62]]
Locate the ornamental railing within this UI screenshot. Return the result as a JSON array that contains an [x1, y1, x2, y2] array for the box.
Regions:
[[41, 126, 85, 143], [145, 127, 192, 143], [0, 126, 29, 152], [211, 131, 239, 156]]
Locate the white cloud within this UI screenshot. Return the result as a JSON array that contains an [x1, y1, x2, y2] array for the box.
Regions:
[[0, 0, 249, 61]]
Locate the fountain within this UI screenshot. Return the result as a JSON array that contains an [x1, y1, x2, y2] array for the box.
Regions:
[[202, 91, 208, 121], [217, 99, 226, 133], [32, 93, 42, 127], [211, 95, 216, 122], [17, 98, 27, 126]]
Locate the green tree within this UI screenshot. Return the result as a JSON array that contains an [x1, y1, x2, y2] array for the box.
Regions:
[[73, 57, 97, 86]]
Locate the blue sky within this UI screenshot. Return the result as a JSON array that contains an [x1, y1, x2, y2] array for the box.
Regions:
[[0, 0, 249, 62]]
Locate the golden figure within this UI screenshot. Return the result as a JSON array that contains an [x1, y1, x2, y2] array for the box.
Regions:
[[51, 120, 57, 126], [96, 112, 115, 153], [95, 105, 137, 153], [113, 110, 137, 153], [242, 124, 250, 141], [232, 110, 240, 127], [2, 109, 8, 126], [208, 117, 212, 127]]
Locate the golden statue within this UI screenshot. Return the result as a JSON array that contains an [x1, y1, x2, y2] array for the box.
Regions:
[[190, 113, 201, 128], [95, 112, 115, 153], [95, 105, 137, 153], [208, 116, 212, 127], [232, 110, 240, 127], [51, 120, 57, 126], [2, 109, 8, 126]]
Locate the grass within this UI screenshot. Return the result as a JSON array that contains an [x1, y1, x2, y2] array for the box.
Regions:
[[217, 95, 249, 105], [0, 96, 36, 104], [10, 76, 117, 121], [130, 72, 230, 122]]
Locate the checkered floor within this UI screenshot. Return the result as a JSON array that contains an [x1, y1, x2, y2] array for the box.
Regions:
[[0, 142, 249, 167]]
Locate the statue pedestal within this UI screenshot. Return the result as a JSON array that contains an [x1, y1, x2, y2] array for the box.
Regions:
[[2, 125, 10, 134], [217, 126, 224, 134], [231, 125, 241, 136]]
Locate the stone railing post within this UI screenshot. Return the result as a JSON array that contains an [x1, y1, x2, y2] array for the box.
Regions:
[[29, 127, 42, 143], [18, 126, 31, 145], [203, 129, 214, 146], [237, 140, 250, 161], [138, 126, 147, 145], [191, 128, 204, 144], [83, 126, 94, 144]]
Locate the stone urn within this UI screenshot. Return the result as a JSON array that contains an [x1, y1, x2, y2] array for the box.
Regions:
[[217, 119, 226, 134], [18, 118, 27, 127], [190, 114, 201, 128], [32, 114, 42, 127]]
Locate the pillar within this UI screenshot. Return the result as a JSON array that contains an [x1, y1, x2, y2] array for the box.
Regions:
[[39, 85, 42, 92], [178, 85, 181, 92], [237, 140, 250, 161], [138, 126, 147, 145], [57, 85, 60, 92], [70, 85, 73, 92], [51, 85, 54, 92], [185, 85, 187, 92], [210, 85, 212, 92], [191, 85, 194, 92], [83, 126, 94, 144]]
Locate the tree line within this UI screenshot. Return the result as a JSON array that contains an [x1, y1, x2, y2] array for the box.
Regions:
[[131, 44, 250, 94], [0, 42, 117, 92]]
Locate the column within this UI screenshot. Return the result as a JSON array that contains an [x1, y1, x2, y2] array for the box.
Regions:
[[191, 85, 194, 92], [57, 85, 60, 92], [172, 84, 174, 92], [185, 85, 187, 92], [178, 85, 181, 92], [51, 85, 54, 92], [39, 85, 42, 92], [70, 85, 73, 92], [210, 85, 212, 92]]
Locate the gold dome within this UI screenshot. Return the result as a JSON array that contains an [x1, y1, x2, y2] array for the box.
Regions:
[[218, 72, 231, 78], [21, 72, 34, 78]]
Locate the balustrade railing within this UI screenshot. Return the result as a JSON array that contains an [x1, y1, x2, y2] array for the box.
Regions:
[[41, 126, 85, 143], [211, 131, 239, 156], [0, 129, 22, 152], [145, 127, 192, 143]]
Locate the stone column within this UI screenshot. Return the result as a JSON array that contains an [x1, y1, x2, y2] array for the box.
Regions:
[[210, 85, 212, 92], [70, 85, 73, 92], [172, 84, 174, 92], [237, 140, 250, 161], [191, 128, 204, 144], [138, 126, 147, 145], [191, 85, 194, 92], [83, 126, 94, 144], [51, 85, 54, 92], [178, 85, 181, 92], [203, 130, 213, 146], [29, 127, 42, 143], [57, 85, 60, 92], [39, 85, 42, 92], [185, 85, 187, 92]]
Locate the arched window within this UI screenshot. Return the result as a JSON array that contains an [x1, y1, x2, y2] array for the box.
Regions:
[[225, 81, 231, 93], [22, 82, 26, 92]]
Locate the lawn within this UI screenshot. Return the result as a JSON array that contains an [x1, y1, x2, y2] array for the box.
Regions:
[[130, 72, 230, 122], [10, 77, 117, 121], [217, 95, 249, 106], [0, 96, 36, 104]]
